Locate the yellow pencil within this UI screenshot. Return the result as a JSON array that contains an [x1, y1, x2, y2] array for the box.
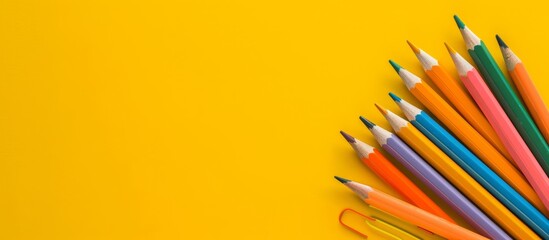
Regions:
[[407, 41, 512, 162], [388, 60, 541, 212], [375, 105, 539, 240]]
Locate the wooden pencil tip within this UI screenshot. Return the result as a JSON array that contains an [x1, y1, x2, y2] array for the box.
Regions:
[[444, 42, 456, 55], [495, 35, 508, 48], [334, 176, 351, 184], [359, 116, 376, 129], [340, 131, 356, 143], [374, 104, 387, 115], [388, 60, 402, 72], [453, 15, 465, 29], [406, 40, 420, 54], [388, 92, 402, 102]]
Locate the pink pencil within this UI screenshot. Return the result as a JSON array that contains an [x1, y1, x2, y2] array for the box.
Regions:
[[446, 43, 549, 212]]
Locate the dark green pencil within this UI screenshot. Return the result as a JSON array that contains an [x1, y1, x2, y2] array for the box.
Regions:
[[454, 15, 549, 175]]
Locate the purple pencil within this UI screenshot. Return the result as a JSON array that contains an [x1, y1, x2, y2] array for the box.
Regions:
[[360, 117, 511, 240]]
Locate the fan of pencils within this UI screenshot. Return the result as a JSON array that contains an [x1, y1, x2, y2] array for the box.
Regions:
[[335, 15, 549, 240]]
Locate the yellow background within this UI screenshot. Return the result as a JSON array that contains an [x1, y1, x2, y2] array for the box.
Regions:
[[1, 0, 548, 239]]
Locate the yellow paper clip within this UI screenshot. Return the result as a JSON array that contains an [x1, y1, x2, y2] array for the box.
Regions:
[[339, 208, 421, 240], [367, 205, 444, 239]]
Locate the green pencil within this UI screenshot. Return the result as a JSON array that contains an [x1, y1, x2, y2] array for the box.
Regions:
[[454, 15, 549, 175]]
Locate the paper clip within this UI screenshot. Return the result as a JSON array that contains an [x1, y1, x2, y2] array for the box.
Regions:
[[368, 206, 439, 237], [339, 208, 421, 239]]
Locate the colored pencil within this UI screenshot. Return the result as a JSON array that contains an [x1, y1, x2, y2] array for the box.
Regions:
[[361, 119, 510, 240], [497, 35, 549, 154], [334, 176, 489, 240], [391, 88, 548, 215], [447, 44, 549, 214], [371, 109, 539, 240], [406, 41, 511, 161], [388, 60, 522, 188], [454, 16, 549, 175], [339, 131, 453, 222], [388, 93, 549, 237]]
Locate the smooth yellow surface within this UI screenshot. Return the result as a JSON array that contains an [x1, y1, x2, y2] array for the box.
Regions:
[[1, 1, 549, 239]]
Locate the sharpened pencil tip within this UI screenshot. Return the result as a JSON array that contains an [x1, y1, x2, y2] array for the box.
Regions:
[[359, 116, 376, 129], [388, 60, 402, 72], [495, 35, 508, 48], [340, 131, 356, 143], [374, 104, 387, 115], [406, 40, 420, 54], [334, 176, 350, 183], [454, 15, 465, 29], [444, 42, 456, 54], [388, 92, 402, 102]]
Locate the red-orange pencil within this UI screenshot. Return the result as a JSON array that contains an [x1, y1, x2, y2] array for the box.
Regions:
[[340, 131, 453, 222]]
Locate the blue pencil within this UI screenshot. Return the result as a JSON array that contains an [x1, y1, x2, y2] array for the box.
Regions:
[[361, 117, 510, 240], [389, 93, 549, 238]]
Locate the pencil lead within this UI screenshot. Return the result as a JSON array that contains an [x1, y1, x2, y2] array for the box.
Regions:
[[334, 176, 351, 183], [359, 116, 376, 129], [453, 15, 465, 29], [388, 92, 402, 102], [340, 131, 356, 143], [374, 104, 387, 115], [495, 35, 508, 48], [406, 40, 420, 54], [444, 42, 456, 55], [389, 60, 402, 72]]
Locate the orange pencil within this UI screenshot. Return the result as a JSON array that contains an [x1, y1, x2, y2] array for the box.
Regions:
[[407, 41, 512, 162], [388, 60, 538, 198], [497, 35, 549, 144], [374, 106, 538, 239], [334, 176, 488, 240], [339, 131, 453, 222]]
